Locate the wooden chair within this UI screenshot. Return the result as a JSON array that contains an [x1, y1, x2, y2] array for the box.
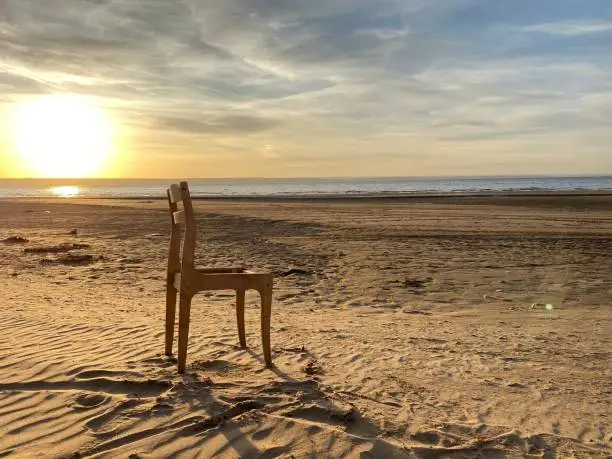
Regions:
[[164, 181, 273, 373]]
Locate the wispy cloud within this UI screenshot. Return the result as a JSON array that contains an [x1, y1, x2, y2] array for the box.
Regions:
[[1, 0, 611, 177], [523, 20, 612, 36]]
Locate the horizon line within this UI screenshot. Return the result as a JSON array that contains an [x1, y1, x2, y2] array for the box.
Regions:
[[2, 173, 612, 181]]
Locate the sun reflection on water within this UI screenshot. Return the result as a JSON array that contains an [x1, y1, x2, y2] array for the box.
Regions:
[[50, 186, 80, 197]]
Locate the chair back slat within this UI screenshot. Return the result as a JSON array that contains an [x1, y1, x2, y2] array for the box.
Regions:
[[168, 184, 182, 204], [172, 210, 185, 225], [166, 182, 196, 273], [166, 186, 182, 278], [179, 181, 196, 269]]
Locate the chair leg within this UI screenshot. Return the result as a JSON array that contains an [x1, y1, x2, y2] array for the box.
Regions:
[[177, 292, 192, 373], [236, 288, 247, 348], [260, 284, 273, 367], [165, 281, 177, 356]]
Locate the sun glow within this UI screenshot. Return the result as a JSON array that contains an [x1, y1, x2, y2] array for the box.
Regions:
[[10, 94, 115, 178], [50, 186, 80, 197]]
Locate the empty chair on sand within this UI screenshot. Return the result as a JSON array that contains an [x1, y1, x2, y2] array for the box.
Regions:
[[164, 181, 273, 373]]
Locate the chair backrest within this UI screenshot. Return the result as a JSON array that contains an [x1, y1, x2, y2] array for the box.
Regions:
[[167, 181, 196, 272]]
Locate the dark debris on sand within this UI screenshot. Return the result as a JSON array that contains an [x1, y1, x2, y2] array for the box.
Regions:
[[187, 400, 263, 432], [280, 268, 312, 277], [2, 236, 29, 244], [303, 359, 324, 376], [402, 277, 433, 289], [40, 254, 98, 266], [25, 243, 91, 254]]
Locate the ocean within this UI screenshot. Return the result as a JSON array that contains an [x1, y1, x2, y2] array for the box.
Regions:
[[0, 176, 611, 198]]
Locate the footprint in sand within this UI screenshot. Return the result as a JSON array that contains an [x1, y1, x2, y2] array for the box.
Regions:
[[139, 356, 175, 368], [85, 398, 148, 434], [189, 359, 249, 376], [73, 392, 110, 410], [251, 425, 276, 441], [411, 430, 441, 445]]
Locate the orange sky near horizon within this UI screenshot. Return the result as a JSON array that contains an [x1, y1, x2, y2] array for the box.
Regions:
[[1, 92, 608, 179]]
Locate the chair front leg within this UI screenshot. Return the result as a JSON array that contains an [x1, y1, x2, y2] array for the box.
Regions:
[[165, 277, 177, 356], [177, 291, 193, 373], [236, 288, 247, 348], [260, 282, 273, 367]]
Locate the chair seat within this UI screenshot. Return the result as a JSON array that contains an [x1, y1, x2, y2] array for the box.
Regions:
[[173, 269, 272, 293]]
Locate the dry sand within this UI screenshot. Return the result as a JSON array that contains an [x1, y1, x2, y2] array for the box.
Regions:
[[0, 195, 611, 458]]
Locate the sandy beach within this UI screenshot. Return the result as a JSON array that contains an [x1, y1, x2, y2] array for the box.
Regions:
[[1, 195, 611, 458]]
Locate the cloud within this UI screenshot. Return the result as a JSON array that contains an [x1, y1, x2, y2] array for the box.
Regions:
[[0, 0, 611, 177], [523, 21, 612, 36], [158, 113, 281, 135]]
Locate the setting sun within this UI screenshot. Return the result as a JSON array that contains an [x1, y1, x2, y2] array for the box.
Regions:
[[10, 94, 115, 178]]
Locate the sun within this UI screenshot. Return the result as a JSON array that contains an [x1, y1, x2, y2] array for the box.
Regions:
[[11, 94, 115, 178]]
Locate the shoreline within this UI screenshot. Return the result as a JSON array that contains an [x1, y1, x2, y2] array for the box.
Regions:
[[3, 189, 612, 201], [3, 190, 612, 211]]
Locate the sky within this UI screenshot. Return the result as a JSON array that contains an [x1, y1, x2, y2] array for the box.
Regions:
[[0, 0, 611, 178]]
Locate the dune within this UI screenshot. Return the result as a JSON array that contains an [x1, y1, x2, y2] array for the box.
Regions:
[[0, 196, 610, 458]]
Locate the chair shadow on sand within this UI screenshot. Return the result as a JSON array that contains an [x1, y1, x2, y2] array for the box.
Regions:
[[162, 344, 390, 458]]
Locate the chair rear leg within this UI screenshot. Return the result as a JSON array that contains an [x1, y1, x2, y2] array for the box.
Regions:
[[177, 292, 192, 373], [165, 282, 177, 356], [260, 284, 273, 367], [236, 288, 247, 348]]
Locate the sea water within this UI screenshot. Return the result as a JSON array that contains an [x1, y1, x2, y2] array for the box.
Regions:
[[0, 176, 611, 198]]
